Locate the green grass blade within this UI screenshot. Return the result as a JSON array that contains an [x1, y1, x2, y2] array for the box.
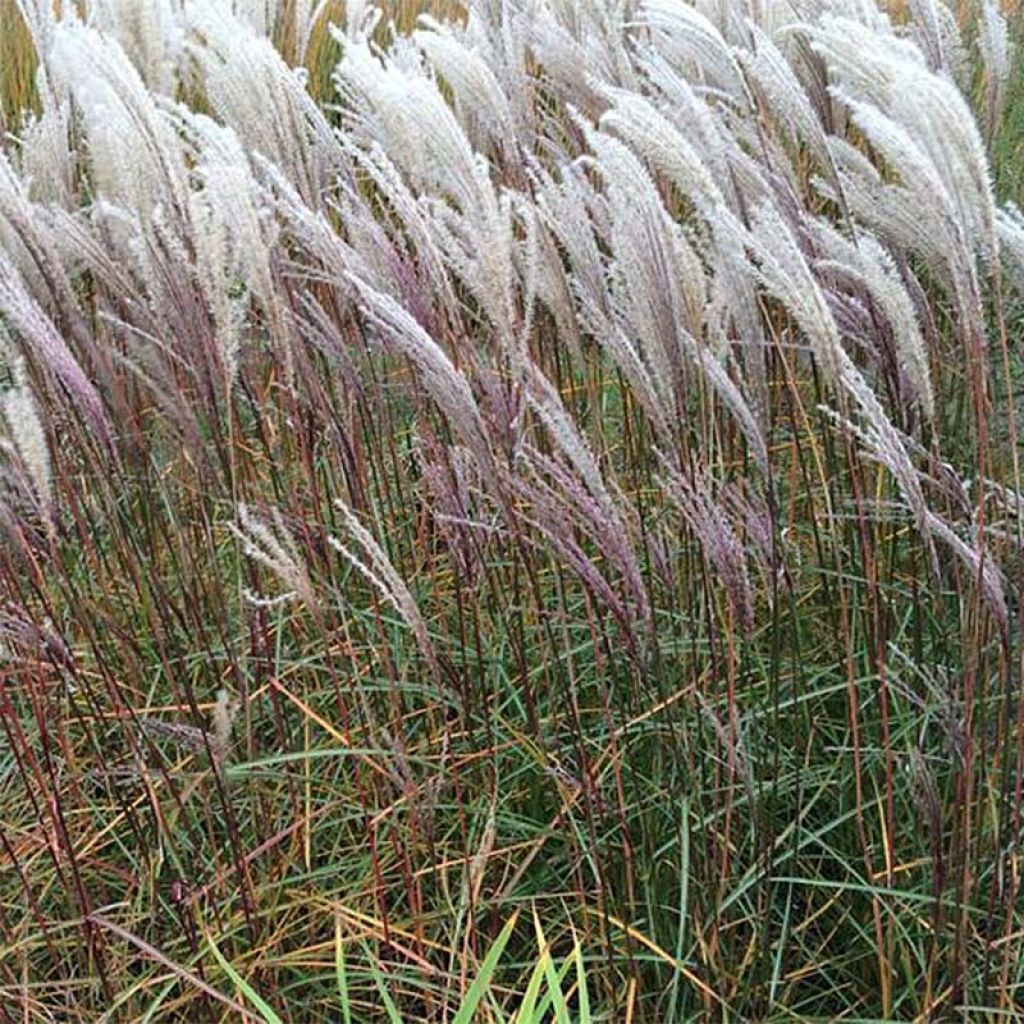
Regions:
[[452, 911, 519, 1024], [532, 909, 571, 1024], [335, 916, 352, 1024], [205, 933, 284, 1024], [571, 941, 590, 1024], [527, 952, 575, 1024], [364, 940, 405, 1024], [513, 943, 550, 1024]]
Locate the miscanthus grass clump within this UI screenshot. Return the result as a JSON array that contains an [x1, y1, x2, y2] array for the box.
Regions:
[[1, 0, 1024, 1019]]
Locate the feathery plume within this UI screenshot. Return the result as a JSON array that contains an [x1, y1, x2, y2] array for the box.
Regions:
[[737, 21, 830, 165], [329, 499, 439, 678], [813, 223, 935, 422], [979, 0, 1011, 143], [519, 444, 650, 626], [179, 110, 286, 389], [185, 1, 336, 205], [414, 16, 516, 150], [0, 258, 111, 449], [907, 0, 968, 82], [659, 456, 754, 637], [14, 82, 76, 206], [637, 0, 744, 97], [347, 275, 498, 486], [211, 687, 239, 768], [1, 376, 51, 519], [334, 39, 480, 212], [50, 18, 188, 219], [740, 204, 936, 564], [90, 0, 184, 93], [809, 15, 996, 260], [740, 202, 842, 381], [924, 509, 1008, 635], [230, 503, 316, 609], [596, 82, 724, 213]]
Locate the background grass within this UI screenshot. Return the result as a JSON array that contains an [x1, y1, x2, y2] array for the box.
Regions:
[[1, 1, 1024, 1022]]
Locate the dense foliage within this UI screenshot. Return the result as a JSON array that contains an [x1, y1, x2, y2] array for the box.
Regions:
[[1, 0, 1024, 1019]]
